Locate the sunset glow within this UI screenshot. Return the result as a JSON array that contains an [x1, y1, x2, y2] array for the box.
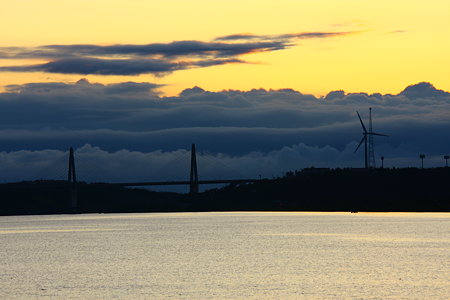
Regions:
[[2, 0, 450, 96]]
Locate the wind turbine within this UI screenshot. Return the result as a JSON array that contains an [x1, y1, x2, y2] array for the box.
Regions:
[[354, 108, 388, 169]]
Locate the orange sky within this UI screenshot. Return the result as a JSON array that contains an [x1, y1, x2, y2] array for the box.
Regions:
[[1, 0, 450, 96]]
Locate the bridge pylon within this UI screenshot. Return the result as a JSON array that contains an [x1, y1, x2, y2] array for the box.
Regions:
[[190, 143, 199, 194], [67, 147, 78, 211]]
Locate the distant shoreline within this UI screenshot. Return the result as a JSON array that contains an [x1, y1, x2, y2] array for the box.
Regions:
[[1, 167, 450, 216], [2, 210, 449, 217]]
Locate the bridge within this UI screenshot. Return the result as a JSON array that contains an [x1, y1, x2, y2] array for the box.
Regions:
[[4, 144, 259, 211], [66, 144, 258, 190], [106, 179, 260, 187]]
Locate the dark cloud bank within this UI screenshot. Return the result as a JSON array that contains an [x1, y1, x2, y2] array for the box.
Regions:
[[1, 80, 450, 187], [0, 31, 354, 76]]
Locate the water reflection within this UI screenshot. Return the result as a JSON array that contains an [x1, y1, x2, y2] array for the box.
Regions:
[[0, 212, 449, 299]]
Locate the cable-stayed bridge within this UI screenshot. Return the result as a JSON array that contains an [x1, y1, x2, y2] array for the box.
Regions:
[[1, 144, 259, 210]]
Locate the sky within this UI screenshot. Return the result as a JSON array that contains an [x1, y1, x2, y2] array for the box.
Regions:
[[1, 1, 450, 190]]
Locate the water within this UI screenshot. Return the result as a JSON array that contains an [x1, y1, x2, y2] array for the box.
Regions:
[[0, 212, 449, 299]]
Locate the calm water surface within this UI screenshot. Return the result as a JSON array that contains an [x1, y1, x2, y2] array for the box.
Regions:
[[0, 212, 449, 299]]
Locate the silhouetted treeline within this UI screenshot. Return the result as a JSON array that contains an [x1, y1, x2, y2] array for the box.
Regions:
[[1, 167, 450, 216], [199, 167, 450, 212], [0, 181, 187, 215]]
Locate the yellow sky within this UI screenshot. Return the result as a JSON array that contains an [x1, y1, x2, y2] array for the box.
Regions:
[[1, 0, 450, 96]]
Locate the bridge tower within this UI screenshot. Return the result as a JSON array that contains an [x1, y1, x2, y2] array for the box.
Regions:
[[67, 147, 78, 211], [190, 143, 199, 194]]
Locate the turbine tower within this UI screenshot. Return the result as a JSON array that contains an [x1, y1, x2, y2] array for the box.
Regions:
[[354, 108, 388, 169]]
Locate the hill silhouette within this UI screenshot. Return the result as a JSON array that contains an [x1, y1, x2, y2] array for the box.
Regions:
[[1, 167, 449, 215]]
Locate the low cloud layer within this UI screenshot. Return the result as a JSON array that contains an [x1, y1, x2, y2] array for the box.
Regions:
[[0, 31, 355, 76], [1, 80, 450, 187]]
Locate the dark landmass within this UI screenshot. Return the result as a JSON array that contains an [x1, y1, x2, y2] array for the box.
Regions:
[[1, 167, 450, 216]]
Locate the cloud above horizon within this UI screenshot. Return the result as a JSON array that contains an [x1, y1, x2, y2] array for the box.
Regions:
[[0, 31, 356, 76], [1, 79, 450, 188], [214, 31, 356, 41]]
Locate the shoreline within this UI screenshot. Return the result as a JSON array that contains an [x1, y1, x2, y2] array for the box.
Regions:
[[2, 167, 450, 216]]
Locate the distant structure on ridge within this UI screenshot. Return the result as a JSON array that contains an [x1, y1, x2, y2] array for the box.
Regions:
[[354, 108, 388, 169]]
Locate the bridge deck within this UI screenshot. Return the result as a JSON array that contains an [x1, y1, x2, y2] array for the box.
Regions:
[[107, 179, 259, 186], [1, 179, 260, 188]]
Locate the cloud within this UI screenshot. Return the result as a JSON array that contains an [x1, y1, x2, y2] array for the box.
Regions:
[[0, 143, 355, 182], [388, 30, 407, 34], [5, 78, 162, 97], [1, 58, 182, 75], [399, 81, 449, 99], [214, 34, 262, 41], [0, 140, 448, 193], [215, 31, 356, 41], [279, 31, 357, 39], [0, 31, 356, 76], [0, 57, 244, 76], [0, 80, 450, 187], [1, 41, 288, 60]]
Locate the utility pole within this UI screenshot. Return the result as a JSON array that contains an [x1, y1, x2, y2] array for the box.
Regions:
[[444, 155, 449, 167], [419, 154, 425, 169], [368, 107, 376, 168], [381, 156, 384, 168]]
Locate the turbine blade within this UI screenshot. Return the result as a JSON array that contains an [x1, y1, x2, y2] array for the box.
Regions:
[[354, 136, 365, 153], [370, 132, 389, 137], [356, 111, 367, 133]]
